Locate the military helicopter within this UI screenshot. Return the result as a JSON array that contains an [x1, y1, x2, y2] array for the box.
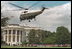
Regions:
[[9, 1, 48, 22]]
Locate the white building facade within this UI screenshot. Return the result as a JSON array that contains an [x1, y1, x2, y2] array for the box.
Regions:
[[1, 24, 41, 46]]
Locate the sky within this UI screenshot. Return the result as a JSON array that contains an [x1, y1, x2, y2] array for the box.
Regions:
[[10, 1, 70, 7], [1, 1, 71, 32], [1, 1, 70, 10]]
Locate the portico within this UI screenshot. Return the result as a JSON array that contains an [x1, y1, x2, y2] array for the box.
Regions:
[[1, 24, 41, 46], [2, 28, 24, 45]]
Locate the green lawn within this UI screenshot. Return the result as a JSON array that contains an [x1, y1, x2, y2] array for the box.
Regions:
[[1, 46, 71, 48]]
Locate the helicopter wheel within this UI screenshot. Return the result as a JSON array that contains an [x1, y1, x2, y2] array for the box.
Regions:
[[29, 20, 30, 22], [20, 19, 22, 21]]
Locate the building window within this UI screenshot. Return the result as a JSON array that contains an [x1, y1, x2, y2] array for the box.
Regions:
[[17, 36, 19, 42], [9, 30, 11, 34], [12, 30, 15, 42], [13, 35, 15, 42], [13, 30, 15, 34], [9, 35, 11, 42], [21, 31, 22, 42], [17, 30, 19, 35], [21, 31, 22, 36], [5, 30, 7, 34]]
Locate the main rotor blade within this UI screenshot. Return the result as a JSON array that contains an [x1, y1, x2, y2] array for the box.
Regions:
[[9, 3, 26, 9], [28, 1, 41, 9], [6, 9, 22, 11]]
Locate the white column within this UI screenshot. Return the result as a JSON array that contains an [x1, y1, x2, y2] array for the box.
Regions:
[[3, 35, 5, 41], [11, 30, 13, 43], [19, 36, 21, 45]]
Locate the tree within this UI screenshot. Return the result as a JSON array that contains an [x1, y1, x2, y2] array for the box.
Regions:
[[28, 26, 71, 45], [28, 29, 48, 44], [1, 14, 9, 45], [28, 29, 38, 44], [56, 26, 71, 44], [43, 36, 56, 44], [43, 32, 56, 44], [1, 17, 9, 26], [22, 41, 29, 46], [1, 7, 9, 26]]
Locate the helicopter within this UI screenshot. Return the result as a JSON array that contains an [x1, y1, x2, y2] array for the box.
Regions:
[[9, 1, 48, 22]]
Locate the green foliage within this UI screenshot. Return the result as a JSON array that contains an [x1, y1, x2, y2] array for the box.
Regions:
[[1, 15, 9, 45], [43, 32, 56, 44], [1, 46, 71, 48], [28, 26, 71, 44], [43, 36, 56, 44], [28, 29, 39, 44], [22, 41, 31, 46], [1, 17, 9, 26], [1, 41, 8, 46], [56, 26, 71, 44]]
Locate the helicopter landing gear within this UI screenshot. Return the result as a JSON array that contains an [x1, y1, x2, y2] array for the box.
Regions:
[[29, 20, 30, 22], [20, 19, 22, 21]]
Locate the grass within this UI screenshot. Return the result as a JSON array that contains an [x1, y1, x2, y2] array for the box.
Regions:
[[1, 46, 71, 48]]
